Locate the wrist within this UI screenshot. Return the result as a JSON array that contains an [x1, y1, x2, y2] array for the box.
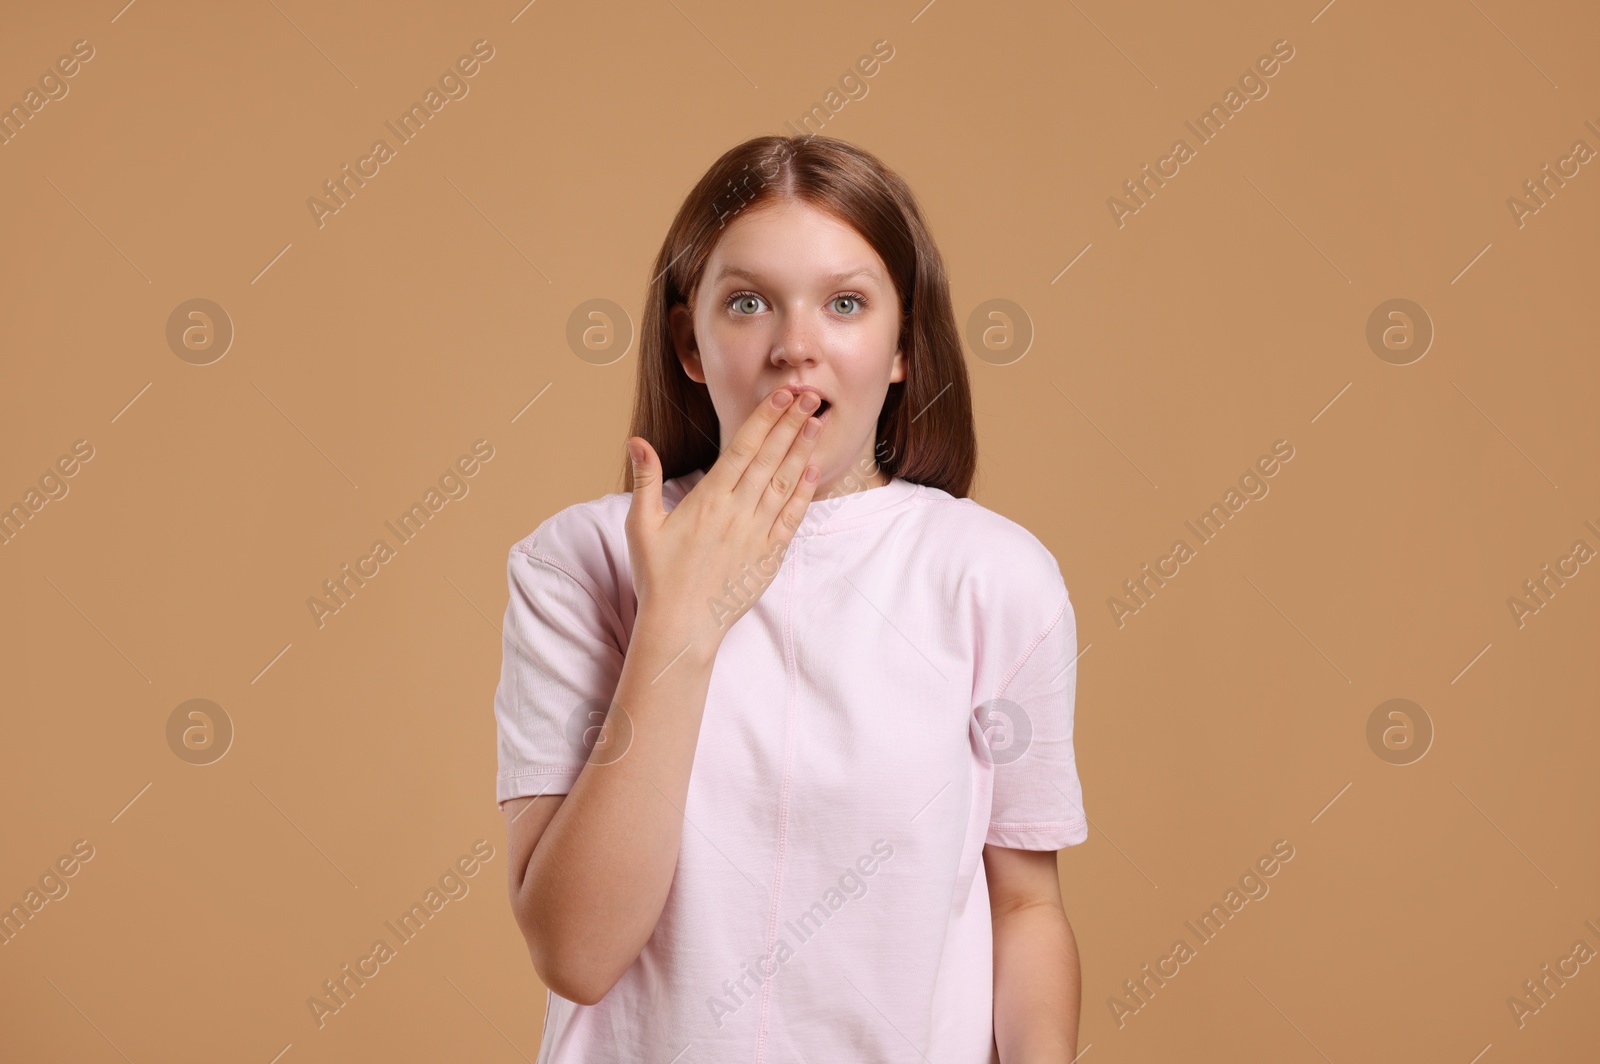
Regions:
[[632, 604, 723, 667]]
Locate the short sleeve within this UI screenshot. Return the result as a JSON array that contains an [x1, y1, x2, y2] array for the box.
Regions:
[[981, 589, 1088, 850], [493, 538, 625, 806]]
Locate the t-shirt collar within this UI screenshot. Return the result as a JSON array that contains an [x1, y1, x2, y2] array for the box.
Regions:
[[667, 466, 919, 537]]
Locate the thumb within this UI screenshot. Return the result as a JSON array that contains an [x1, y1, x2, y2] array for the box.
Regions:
[[625, 437, 663, 530]]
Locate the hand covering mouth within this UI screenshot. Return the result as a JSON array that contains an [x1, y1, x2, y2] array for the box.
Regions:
[[779, 386, 831, 419]]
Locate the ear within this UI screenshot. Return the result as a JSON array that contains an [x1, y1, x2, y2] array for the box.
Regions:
[[669, 303, 704, 384], [889, 343, 907, 385]]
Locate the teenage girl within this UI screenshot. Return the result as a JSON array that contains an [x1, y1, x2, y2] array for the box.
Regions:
[[495, 134, 1088, 1063]]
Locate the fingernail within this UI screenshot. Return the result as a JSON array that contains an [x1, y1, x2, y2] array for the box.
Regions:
[[772, 390, 793, 407]]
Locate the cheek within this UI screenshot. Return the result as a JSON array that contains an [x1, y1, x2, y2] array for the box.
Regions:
[[829, 341, 896, 398], [697, 323, 762, 385], [832, 315, 899, 369]]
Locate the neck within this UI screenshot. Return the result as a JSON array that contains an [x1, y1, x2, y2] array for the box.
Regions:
[[818, 461, 888, 499]]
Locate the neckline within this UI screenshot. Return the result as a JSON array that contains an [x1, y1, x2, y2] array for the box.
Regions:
[[666, 467, 920, 537]]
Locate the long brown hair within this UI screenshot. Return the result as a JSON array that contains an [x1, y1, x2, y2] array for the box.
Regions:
[[619, 134, 976, 499]]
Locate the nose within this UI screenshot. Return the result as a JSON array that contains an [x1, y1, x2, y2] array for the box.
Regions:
[[769, 308, 816, 367]]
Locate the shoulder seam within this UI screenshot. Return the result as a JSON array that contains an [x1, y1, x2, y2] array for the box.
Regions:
[[512, 543, 626, 644], [996, 589, 1071, 699]]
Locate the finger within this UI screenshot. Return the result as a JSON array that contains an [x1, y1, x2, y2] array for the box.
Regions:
[[772, 461, 822, 543], [755, 406, 823, 524], [733, 389, 820, 510], [703, 387, 798, 495], [624, 437, 663, 537]]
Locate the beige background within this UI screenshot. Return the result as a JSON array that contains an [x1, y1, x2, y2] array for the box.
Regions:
[[2, 0, 1597, 1061]]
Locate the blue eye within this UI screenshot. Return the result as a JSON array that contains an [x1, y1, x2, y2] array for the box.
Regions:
[[722, 291, 870, 315]]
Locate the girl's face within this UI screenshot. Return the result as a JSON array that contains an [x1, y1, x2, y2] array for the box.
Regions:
[[670, 199, 906, 498]]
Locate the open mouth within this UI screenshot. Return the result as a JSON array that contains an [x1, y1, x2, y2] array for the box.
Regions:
[[779, 386, 832, 420]]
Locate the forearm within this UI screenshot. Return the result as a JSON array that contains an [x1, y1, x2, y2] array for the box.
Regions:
[[514, 611, 720, 1002], [993, 902, 1081, 1062]]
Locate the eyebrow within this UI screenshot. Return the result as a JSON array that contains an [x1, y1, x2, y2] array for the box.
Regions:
[[711, 264, 882, 287]]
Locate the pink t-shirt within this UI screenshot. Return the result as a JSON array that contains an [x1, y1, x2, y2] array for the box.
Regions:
[[494, 467, 1087, 1063]]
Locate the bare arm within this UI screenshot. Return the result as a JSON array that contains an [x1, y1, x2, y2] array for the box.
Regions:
[[987, 844, 1081, 1062], [504, 618, 720, 1005], [502, 385, 825, 1005]]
